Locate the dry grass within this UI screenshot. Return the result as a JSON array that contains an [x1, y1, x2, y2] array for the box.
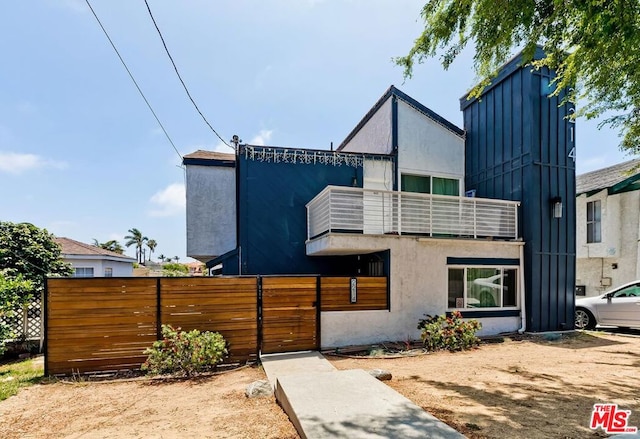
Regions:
[[1, 331, 639, 438]]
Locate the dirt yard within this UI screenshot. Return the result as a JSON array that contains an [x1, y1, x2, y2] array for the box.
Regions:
[[1, 331, 639, 438]]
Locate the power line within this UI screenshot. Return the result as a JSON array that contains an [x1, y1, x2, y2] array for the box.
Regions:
[[143, 0, 233, 149], [84, 0, 183, 163]]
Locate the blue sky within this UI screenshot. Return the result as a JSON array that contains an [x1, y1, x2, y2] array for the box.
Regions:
[[0, 1, 634, 262]]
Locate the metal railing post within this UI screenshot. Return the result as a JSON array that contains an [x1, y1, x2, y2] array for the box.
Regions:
[[473, 199, 477, 239], [328, 189, 332, 233]]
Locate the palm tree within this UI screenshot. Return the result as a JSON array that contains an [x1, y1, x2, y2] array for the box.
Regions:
[[92, 239, 125, 254], [158, 253, 166, 263], [173, 256, 180, 263], [124, 228, 148, 264], [103, 240, 124, 254], [146, 239, 157, 261]]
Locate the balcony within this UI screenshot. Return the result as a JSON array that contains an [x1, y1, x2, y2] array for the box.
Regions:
[[306, 186, 519, 242]]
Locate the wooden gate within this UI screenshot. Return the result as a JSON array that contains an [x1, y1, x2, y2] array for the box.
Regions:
[[260, 276, 319, 354]]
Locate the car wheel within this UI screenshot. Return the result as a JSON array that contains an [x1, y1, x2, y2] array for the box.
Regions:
[[575, 308, 596, 330]]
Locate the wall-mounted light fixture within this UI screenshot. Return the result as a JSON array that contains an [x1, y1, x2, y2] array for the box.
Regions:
[[552, 196, 563, 218]]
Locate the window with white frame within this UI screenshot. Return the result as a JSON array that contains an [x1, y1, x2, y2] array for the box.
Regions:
[[74, 267, 94, 278], [448, 267, 518, 309], [586, 200, 601, 243], [104, 267, 113, 277]]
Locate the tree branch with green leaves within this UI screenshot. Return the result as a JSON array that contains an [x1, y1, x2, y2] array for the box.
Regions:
[[396, 0, 640, 153]]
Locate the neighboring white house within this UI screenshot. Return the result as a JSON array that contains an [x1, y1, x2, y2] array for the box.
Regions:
[[576, 159, 640, 296], [55, 237, 136, 277]]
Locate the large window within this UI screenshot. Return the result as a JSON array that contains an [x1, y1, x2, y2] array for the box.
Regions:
[[586, 200, 601, 243], [74, 267, 94, 278], [401, 174, 459, 196], [448, 267, 518, 309]]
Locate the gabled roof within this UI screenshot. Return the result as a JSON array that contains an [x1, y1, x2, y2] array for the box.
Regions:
[[183, 150, 236, 167], [576, 158, 640, 196], [337, 85, 464, 151], [54, 237, 136, 262]]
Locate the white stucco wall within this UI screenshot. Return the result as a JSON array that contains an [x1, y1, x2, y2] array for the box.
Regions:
[[64, 257, 134, 277], [363, 158, 394, 191], [315, 235, 523, 347], [340, 97, 393, 154], [397, 100, 465, 192], [186, 164, 237, 262], [576, 190, 640, 295]]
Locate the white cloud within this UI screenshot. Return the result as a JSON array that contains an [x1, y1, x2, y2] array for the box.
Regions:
[[212, 142, 235, 153], [57, 0, 87, 14], [108, 232, 125, 242], [181, 129, 273, 156], [17, 101, 36, 114], [149, 183, 185, 217], [249, 130, 273, 146], [0, 151, 68, 175]]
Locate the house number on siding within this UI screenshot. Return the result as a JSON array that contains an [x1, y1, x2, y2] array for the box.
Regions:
[[350, 277, 357, 303]]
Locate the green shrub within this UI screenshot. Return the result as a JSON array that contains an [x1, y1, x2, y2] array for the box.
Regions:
[[162, 263, 188, 275], [0, 273, 33, 356], [0, 324, 12, 356], [418, 310, 482, 352], [142, 325, 228, 376]]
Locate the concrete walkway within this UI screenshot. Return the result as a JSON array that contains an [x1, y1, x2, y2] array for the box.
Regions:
[[260, 351, 465, 439]]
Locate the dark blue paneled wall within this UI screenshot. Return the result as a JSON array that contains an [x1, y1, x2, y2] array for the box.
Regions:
[[461, 49, 576, 332], [236, 151, 364, 275]]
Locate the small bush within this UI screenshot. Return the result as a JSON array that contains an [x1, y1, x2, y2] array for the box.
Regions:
[[142, 325, 228, 376], [162, 263, 188, 277], [0, 324, 12, 356], [418, 310, 481, 352]]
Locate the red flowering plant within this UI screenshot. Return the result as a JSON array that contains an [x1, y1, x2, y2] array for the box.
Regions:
[[142, 325, 227, 376], [417, 310, 481, 352]]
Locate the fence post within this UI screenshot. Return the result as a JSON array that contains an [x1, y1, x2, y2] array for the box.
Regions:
[[316, 276, 321, 350], [43, 279, 48, 376], [256, 276, 262, 356], [39, 290, 45, 353], [156, 278, 162, 340]]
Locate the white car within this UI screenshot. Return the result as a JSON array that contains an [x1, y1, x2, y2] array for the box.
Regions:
[[575, 280, 640, 330]]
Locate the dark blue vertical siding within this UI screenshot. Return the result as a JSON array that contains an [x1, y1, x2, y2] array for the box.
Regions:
[[461, 49, 576, 332], [237, 152, 364, 275]]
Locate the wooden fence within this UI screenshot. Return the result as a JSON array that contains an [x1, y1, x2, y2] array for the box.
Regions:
[[45, 275, 388, 375]]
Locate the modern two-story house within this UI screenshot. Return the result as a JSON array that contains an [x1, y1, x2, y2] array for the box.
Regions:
[[185, 48, 576, 347], [576, 159, 640, 296]]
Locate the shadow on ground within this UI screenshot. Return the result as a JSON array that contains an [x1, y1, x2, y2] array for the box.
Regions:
[[522, 331, 631, 350], [402, 368, 640, 438]]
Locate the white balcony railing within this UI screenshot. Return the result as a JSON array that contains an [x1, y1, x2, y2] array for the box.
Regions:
[[306, 186, 519, 241]]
